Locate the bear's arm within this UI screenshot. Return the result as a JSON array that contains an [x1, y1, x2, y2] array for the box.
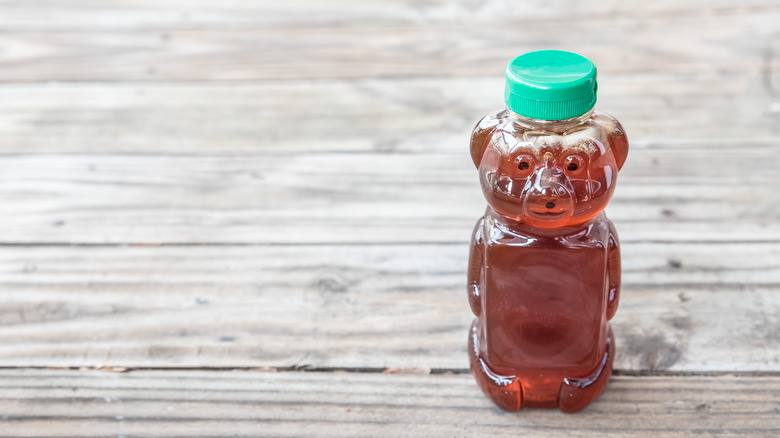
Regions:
[[606, 218, 621, 321], [467, 217, 486, 316], [469, 110, 503, 168]]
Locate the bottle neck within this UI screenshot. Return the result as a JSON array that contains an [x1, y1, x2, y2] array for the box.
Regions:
[[487, 207, 605, 236], [507, 108, 594, 132]]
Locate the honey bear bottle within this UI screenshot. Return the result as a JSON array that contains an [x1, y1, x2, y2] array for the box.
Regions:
[[467, 50, 629, 413]]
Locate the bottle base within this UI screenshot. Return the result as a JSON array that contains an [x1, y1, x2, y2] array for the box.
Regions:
[[468, 321, 615, 413]]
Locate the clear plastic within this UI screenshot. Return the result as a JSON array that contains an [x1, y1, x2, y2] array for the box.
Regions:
[[467, 108, 629, 413]]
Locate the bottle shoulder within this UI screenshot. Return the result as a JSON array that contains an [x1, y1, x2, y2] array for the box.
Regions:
[[489, 110, 619, 138], [481, 211, 613, 249]]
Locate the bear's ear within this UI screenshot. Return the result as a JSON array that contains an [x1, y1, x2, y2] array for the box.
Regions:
[[469, 130, 490, 168], [609, 121, 629, 171], [469, 114, 499, 168]]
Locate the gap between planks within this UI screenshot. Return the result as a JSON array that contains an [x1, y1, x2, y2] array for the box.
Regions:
[[3, 365, 780, 379], [3, 239, 780, 247]]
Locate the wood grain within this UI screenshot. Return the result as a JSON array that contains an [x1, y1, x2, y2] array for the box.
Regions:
[[0, 369, 778, 437], [1, 0, 779, 29], [0, 151, 776, 245], [0, 1, 777, 434], [0, 243, 777, 371], [0, 72, 775, 155], [0, 11, 777, 82]]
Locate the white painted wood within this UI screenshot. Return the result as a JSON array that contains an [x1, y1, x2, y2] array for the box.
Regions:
[[0, 370, 777, 437]]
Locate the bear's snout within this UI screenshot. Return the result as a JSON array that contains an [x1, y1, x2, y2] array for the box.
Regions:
[[528, 167, 572, 201], [522, 166, 575, 219]]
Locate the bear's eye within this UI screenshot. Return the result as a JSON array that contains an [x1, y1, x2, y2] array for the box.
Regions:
[[564, 155, 586, 175], [515, 155, 534, 174]]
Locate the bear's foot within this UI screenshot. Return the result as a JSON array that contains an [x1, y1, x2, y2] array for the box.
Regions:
[[469, 321, 524, 411], [557, 326, 615, 413]]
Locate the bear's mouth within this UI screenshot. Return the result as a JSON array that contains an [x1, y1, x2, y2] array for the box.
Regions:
[[525, 201, 572, 220], [527, 208, 566, 218]]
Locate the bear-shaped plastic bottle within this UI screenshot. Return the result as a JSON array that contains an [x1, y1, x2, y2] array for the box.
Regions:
[[467, 50, 628, 413]]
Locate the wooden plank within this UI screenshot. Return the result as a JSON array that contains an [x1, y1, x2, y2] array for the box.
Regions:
[[0, 11, 777, 82], [0, 72, 775, 155], [0, 152, 776, 245], [0, 243, 778, 371], [1, 1, 778, 29], [0, 370, 777, 437]]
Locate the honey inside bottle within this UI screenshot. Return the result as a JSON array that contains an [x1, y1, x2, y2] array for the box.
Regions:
[[467, 51, 628, 413]]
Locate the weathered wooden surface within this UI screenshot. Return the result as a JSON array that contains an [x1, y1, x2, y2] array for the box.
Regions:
[[2, 0, 779, 29], [1, 370, 779, 437], [0, 10, 777, 82], [0, 243, 778, 372], [0, 150, 777, 244], [0, 72, 775, 155], [0, 0, 778, 435]]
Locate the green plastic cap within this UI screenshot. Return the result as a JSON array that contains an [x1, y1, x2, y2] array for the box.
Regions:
[[504, 50, 598, 121]]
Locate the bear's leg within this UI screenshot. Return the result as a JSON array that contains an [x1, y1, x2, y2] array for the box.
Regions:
[[557, 325, 615, 413], [468, 320, 524, 411]]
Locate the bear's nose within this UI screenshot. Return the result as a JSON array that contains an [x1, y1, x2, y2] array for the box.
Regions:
[[545, 201, 556, 209], [544, 152, 555, 169]]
